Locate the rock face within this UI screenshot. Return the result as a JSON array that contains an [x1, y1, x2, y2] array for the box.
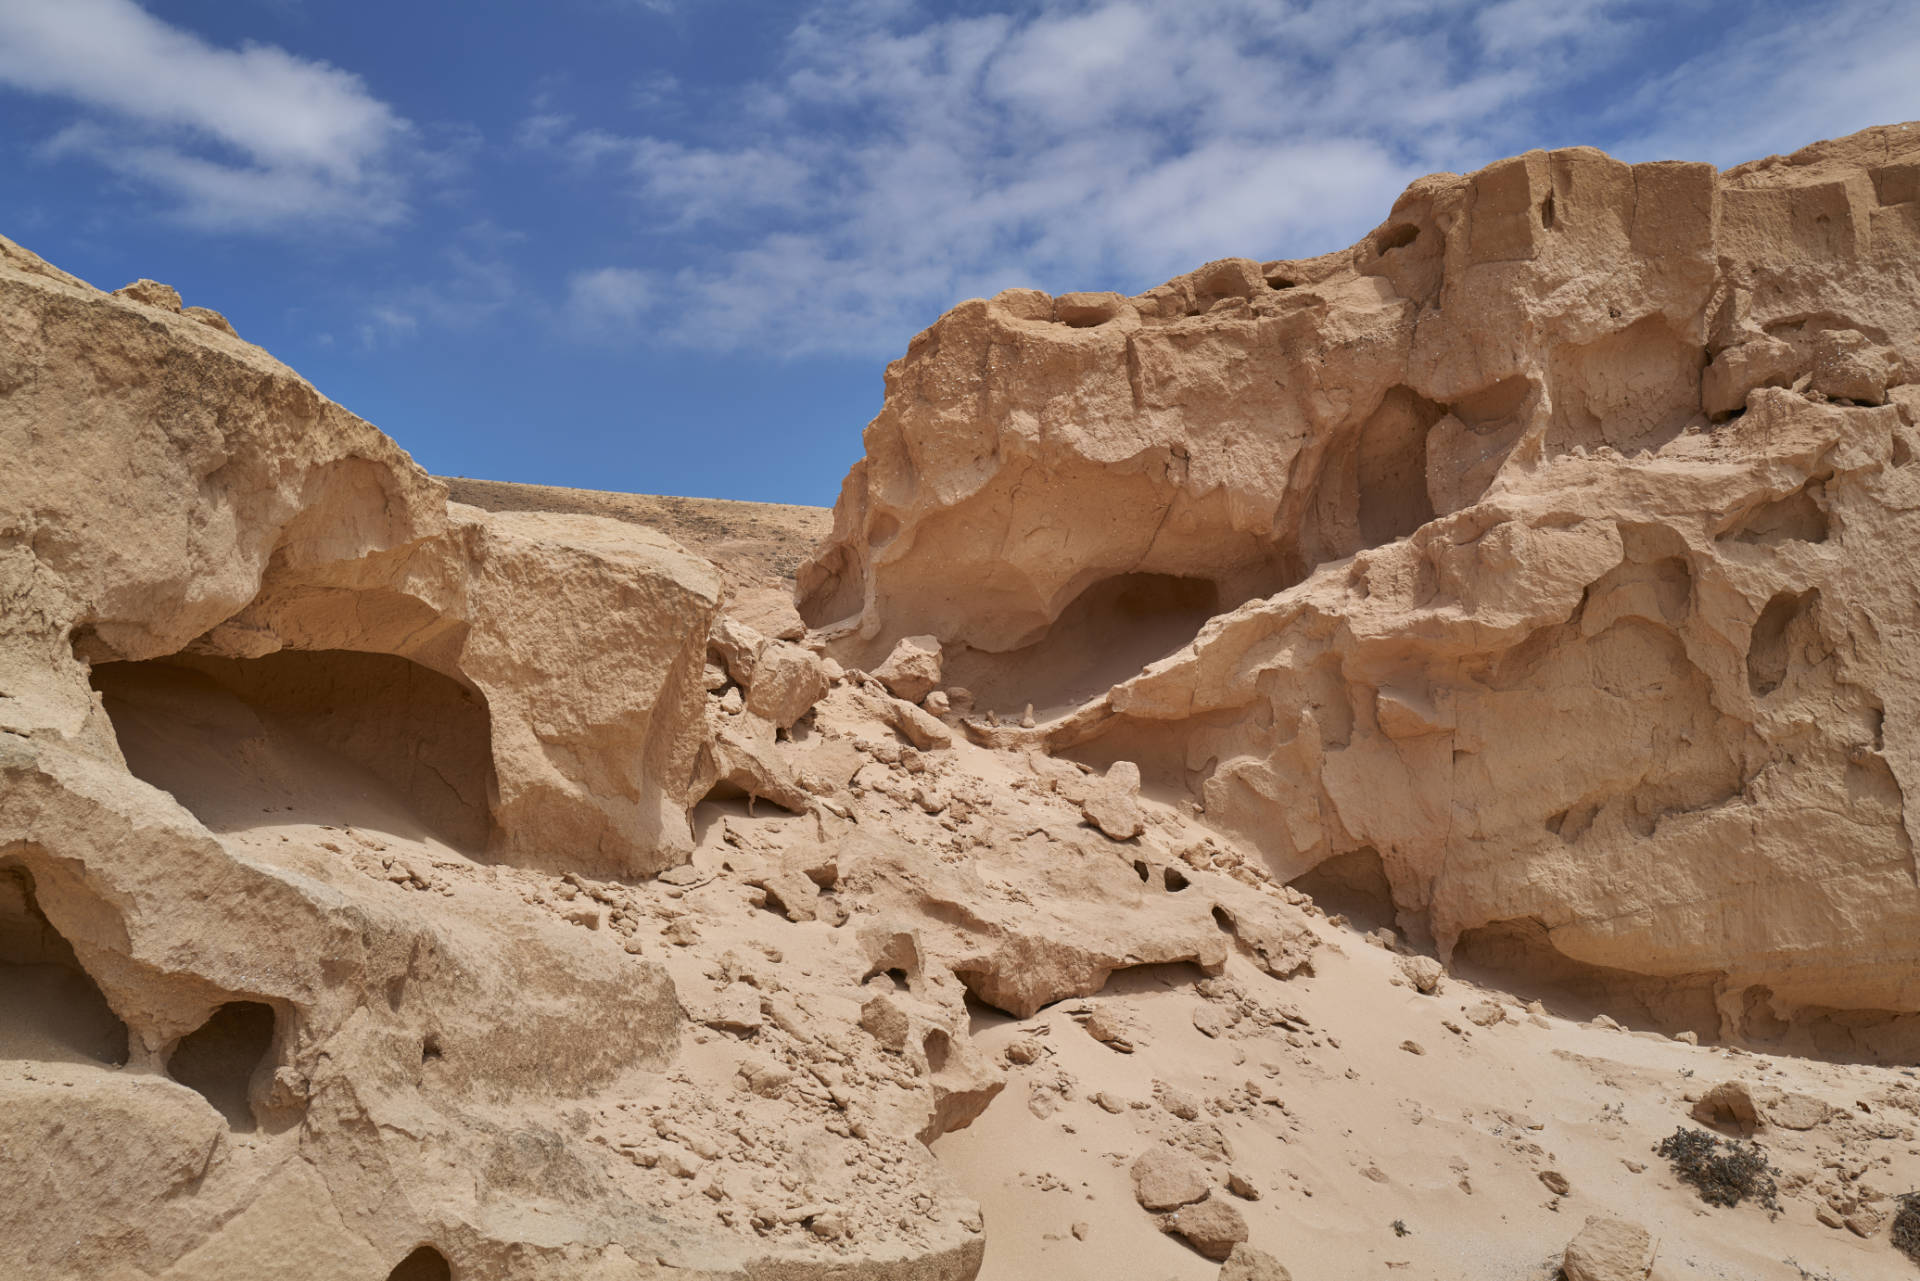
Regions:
[[801, 123, 1920, 1052]]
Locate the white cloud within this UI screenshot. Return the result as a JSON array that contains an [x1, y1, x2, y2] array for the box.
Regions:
[[544, 0, 1920, 356], [565, 266, 658, 333], [0, 0, 415, 230]]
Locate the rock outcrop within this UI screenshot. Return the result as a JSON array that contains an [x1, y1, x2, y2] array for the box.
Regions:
[[801, 123, 1920, 1052]]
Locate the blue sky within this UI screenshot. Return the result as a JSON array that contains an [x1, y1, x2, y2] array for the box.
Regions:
[[2, 0, 1915, 506]]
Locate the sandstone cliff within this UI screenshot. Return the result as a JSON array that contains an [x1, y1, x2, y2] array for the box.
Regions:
[[800, 122, 1920, 1054]]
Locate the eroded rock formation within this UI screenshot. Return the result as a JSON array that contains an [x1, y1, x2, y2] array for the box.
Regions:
[[6, 123, 1920, 1281], [801, 122, 1920, 1054]]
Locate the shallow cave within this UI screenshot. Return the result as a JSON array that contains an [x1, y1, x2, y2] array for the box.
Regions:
[[167, 1000, 277, 1131], [0, 862, 129, 1067], [1288, 847, 1398, 931], [387, 1245, 453, 1281], [1450, 917, 1721, 1039], [943, 572, 1222, 719], [92, 649, 497, 850]]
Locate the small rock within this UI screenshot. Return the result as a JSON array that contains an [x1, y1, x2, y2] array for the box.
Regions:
[[1464, 999, 1508, 1027], [1399, 1040, 1426, 1056], [1691, 1080, 1762, 1134], [1162, 1196, 1249, 1261], [874, 635, 943, 702], [1397, 956, 1444, 994], [1561, 1215, 1654, 1281], [1539, 1169, 1571, 1197], [1005, 1038, 1043, 1065], [1156, 1083, 1201, 1121], [1226, 1170, 1261, 1201], [1085, 1007, 1136, 1053], [1193, 1004, 1233, 1039], [1218, 1243, 1292, 1281], [744, 640, 830, 729], [1071, 1221, 1090, 1241], [1082, 761, 1146, 840], [1130, 1146, 1212, 1211], [889, 697, 953, 750], [1811, 327, 1892, 404]]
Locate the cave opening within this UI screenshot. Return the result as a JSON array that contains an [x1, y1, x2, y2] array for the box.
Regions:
[[92, 649, 497, 851], [943, 573, 1222, 719], [0, 862, 129, 1067], [167, 1000, 277, 1131]]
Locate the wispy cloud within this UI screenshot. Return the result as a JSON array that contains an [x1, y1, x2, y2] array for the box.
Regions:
[[530, 0, 1920, 357], [0, 0, 418, 230], [565, 265, 655, 334]]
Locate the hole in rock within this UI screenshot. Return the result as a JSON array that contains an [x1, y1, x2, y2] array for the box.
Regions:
[[422, 1035, 443, 1063], [1211, 905, 1235, 932], [1374, 223, 1420, 254], [1289, 847, 1396, 930], [923, 1028, 951, 1075], [1355, 387, 1441, 547], [1746, 589, 1819, 698], [1265, 275, 1297, 290], [387, 1245, 453, 1281], [0, 862, 129, 1066], [1718, 484, 1829, 546], [168, 1000, 277, 1131], [92, 651, 496, 850], [1451, 917, 1720, 1040], [945, 574, 1221, 719], [1163, 866, 1190, 892], [1540, 192, 1556, 229], [885, 968, 910, 992], [1132, 859, 1152, 883]]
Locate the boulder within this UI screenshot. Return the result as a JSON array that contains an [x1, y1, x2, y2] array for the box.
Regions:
[[873, 635, 943, 702], [1561, 1215, 1655, 1281], [1219, 1244, 1292, 1281], [744, 640, 830, 729], [1130, 1147, 1211, 1211], [1163, 1196, 1249, 1261]]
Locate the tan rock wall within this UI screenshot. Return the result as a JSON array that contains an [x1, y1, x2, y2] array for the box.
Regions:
[[803, 123, 1920, 1043]]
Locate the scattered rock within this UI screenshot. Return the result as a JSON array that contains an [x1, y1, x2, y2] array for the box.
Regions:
[[1561, 1215, 1654, 1281], [1398, 956, 1444, 995], [874, 635, 943, 702], [1085, 1007, 1136, 1053], [1081, 761, 1146, 840], [1163, 1196, 1249, 1261], [744, 640, 830, 729], [1691, 1081, 1762, 1134], [1218, 1243, 1292, 1281], [1131, 1146, 1212, 1211]]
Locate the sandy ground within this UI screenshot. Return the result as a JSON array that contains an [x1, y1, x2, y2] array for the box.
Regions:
[[936, 915, 1920, 1281]]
